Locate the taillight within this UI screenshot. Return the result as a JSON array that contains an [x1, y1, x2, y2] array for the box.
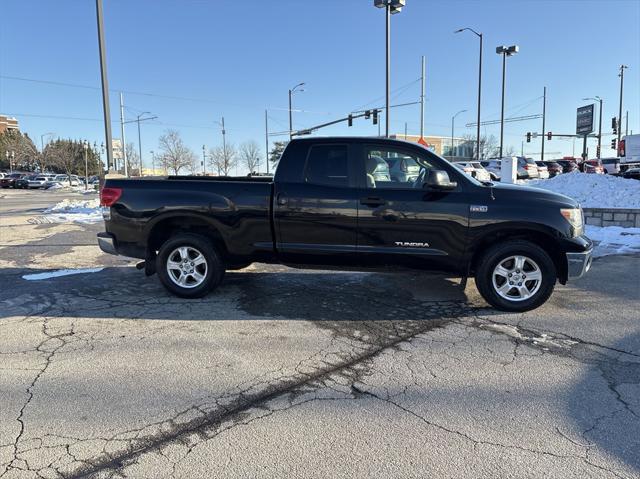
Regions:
[[100, 187, 122, 207]]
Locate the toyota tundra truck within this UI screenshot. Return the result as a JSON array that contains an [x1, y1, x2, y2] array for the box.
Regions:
[[97, 137, 592, 312]]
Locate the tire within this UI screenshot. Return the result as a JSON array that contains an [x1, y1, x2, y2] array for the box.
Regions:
[[474, 240, 556, 312], [156, 233, 225, 298]]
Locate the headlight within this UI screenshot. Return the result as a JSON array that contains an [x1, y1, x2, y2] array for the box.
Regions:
[[560, 208, 583, 237]]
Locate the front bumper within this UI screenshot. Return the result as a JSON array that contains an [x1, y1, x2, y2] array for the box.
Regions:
[[97, 232, 118, 255], [566, 248, 593, 280]]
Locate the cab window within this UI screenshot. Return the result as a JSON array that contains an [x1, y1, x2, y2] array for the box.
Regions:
[[304, 145, 350, 187], [364, 146, 437, 189]]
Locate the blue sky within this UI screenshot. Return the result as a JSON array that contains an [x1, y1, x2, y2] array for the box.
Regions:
[[1, 0, 639, 171]]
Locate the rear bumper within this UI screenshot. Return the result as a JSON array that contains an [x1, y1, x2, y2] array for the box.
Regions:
[[566, 248, 593, 280], [97, 232, 118, 255]]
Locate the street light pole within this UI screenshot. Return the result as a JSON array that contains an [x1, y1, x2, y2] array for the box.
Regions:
[[420, 56, 425, 139], [584, 96, 603, 158], [541, 86, 546, 161], [455, 28, 482, 160], [618, 65, 628, 146], [288, 82, 305, 140], [136, 112, 149, 176], [119, 92, 128, 176], [451, 109, 467, 159], [385, 3, 390, 137], [265, 109, 270, 174], [496, 45, 519, 158]]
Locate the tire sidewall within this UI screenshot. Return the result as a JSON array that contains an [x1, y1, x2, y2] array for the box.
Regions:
[[156, 234, 223, 298], [476, 241, 556, 312]]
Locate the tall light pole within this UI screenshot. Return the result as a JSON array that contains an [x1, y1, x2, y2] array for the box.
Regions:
[[420, 56, 425, 139], [451, 109, 467, 159], [136, 111, 149, 176], [119, 92, 128, 176], [202, 145, 207, 175], [541, 86, 547, 161], [374, 0, 405, 138], [150, 150, 155, 175], [496, 44, 519, 158], [264, 109, 270, 174], [6, 151, 15, 173], [288, 82, 305, 140], [583, 96, 603, 158], [617, 65, 628, 146], [95, 0, 114, 172], [214, 117, 227, 175], [455, 27, 482, 160]]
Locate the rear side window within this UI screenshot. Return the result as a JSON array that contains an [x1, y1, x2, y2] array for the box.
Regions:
[[305, 145, 349, 187]]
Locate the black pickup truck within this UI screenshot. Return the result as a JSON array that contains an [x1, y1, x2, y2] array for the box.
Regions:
[[98, 137, 592, 312]]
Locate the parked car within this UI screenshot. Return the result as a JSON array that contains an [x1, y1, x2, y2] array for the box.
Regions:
[[622, 168, 640, 180], [27, 176, 51, 189], [452, 162, 475, 177], [69, 175, 80, 186], [480, 160, 501, 181], [600, 157, 621, 175], [0, 173, 26, 188], [98, 136, 593, 312], [366, 155, 392, 182], [518, 157, 539, 179], [454, 161, 491, 182], [582, 160, 605, 174], [51, 174, 71, 187], [543, 161, 563, 178], [15, 175, 36, 189], [534, 161, 550, 179], [384, 155, 421, 183], [555, 159, 579, 174]]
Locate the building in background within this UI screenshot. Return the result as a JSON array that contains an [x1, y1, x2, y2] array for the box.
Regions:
[[0, 115, 20, 134], [390, 134, 475, 160]]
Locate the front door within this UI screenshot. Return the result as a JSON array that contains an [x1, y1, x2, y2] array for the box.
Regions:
[[274, 142, 360, 266], [356, 143, 470, 273]]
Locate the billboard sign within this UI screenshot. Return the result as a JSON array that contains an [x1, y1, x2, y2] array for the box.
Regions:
[[576, 104, 594, 135]]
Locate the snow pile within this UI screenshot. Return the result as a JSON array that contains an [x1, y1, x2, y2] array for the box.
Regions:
[[528, 173, 640, 209], [23, 268, 104, 281], [43, 198, 102, 224], [586, 225, 640, 258]]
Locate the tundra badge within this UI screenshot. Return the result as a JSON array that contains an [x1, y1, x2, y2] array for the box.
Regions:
[[470, 205, 488, 213]]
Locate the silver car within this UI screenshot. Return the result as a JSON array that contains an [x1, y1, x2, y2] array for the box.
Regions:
[[385, 155, 421, 183], [455, 161, 491, 182], [28, 176, 50, 189]]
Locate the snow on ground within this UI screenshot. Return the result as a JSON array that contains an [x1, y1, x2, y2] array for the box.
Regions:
[[43, 198, 102, 224], [527, 173, 640, 209], [22, 268, 104, 281], [587, 224, 640, 258]]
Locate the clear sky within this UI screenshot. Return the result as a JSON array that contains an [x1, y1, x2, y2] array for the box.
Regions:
[[1, 0, 639, 172]]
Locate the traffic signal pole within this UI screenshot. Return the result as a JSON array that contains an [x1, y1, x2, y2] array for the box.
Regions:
[[541, 86, 546, 161]]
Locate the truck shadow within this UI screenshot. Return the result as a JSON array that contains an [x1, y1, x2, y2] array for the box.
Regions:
[[0, 265, 479, 323]]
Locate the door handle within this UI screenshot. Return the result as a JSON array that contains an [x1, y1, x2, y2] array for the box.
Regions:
[[276, 193, 288, 206], [360, 196, 386, 207]]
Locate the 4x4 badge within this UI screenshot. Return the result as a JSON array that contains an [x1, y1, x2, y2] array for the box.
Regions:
[[470, 205, 488, 213]]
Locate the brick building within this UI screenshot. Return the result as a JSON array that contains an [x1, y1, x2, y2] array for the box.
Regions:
[[0, 115, 20, 134]]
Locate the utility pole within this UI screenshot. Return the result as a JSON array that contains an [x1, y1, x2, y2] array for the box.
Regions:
[[265, 110, 270, 174], [521, 140, 524, 156], [385, 3, 390, 137], [119, 92, 128, 176], [95, 0, 113, 173], [541, 86, 546, 161], [626, 110, 629, 136], [618, 65, 627, 146], [420, 56, 425, 139], [404, 122, 408, 139], [83, 140, 89, 190]]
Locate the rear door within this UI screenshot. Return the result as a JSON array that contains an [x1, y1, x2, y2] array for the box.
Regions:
[[355, 142, 470, 273], [273, 142, 360, 266]]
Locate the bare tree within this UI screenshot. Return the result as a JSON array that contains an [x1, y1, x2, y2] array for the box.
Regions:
[[463, 134, 499, 159], [239, 140, 261, 173], [208, 143, 237, 176], [157, 130, 196, 175], [504, 145, 517, 157], [125, 142, 140, 176], [47, 139, 77, 176]]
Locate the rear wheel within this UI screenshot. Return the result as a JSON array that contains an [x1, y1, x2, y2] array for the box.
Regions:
[[475, 240, 556, 312], [156, 233, 224, 298]]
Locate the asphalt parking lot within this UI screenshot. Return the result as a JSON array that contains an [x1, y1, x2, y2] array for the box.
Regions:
[[1, 189, 639, 479]]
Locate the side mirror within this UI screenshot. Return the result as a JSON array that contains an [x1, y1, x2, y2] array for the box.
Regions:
[[424, 170, 457, 190]]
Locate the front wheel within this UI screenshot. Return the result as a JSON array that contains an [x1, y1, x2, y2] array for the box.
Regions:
[[156, 233, 225, 298], [475, 240, 556, 312]]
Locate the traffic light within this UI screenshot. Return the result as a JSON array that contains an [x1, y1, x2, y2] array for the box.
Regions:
[[372, 110, 379, 125], [547, 131, 552, 140], [365, 110, 371, 120], [348, 114, 353, 127], [526, 132, 531, 143], [612, 117, 618, 134], [611, 138, 617, 149]]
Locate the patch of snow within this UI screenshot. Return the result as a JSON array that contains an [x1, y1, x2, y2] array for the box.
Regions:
[[22, 268, 104, 281], [43, 198, 102, 224], [586, 225, 640, 258], [527, 173, 640, 209]]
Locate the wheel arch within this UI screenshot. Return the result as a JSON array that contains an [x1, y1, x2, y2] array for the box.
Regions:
[[469, 226, 568, 284]]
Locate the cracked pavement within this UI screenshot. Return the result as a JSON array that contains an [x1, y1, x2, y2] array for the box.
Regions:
[[1, 189, 639, 478]]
